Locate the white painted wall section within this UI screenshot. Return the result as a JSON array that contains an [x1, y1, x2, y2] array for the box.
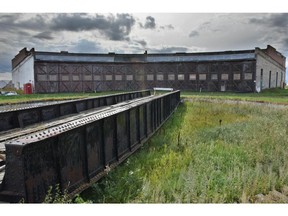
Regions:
[[255, 52, 285, 92], [12, 55, 34, 90]]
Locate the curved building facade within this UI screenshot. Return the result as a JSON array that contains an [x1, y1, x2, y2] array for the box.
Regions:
[[12, 45, 286, 93]]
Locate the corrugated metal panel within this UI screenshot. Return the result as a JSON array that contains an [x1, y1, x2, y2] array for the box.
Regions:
[[147, 53, 255, 62], [35, 54, 114, 62]]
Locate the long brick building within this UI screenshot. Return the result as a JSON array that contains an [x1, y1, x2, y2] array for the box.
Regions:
[[11, 45, 286, 93]]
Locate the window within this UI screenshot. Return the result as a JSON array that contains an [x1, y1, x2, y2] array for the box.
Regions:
[[269, 71, 271, 88], [221, 74, 229, 80], [147, 74, 154, 81], [168, 74, 175, 81], [199, 74, 206, 80], [49, 75, 57, 81], [94, 75, 101, 81], [233, 74, 241, 80], [72, 75, 80, 81], [178, 74, 185, 80], [115, 75, 122, 81], [61, 75, 69, 81], [105, 75, 113, 81], [244, 73, 252, 80], [189, 74, 196, 80], [157, 74, 164, 81], [211, 74, 218, 80], [37, 74, 47, 81], [84, 75, 92, 81], [126, 75, 133, 81]]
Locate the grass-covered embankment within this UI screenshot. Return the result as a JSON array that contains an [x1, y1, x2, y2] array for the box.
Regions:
[[79, 99, 288, 203]]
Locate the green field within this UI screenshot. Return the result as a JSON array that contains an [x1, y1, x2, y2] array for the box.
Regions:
[[181, 88, 288, 105], [2, 88, 288, 203], [1, 88, 288, 105], [78, 90, 288, 203]]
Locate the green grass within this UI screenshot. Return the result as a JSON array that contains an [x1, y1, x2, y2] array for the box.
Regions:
[[79, 99, 288, 203], [0, 91, 123, 105], [1, 88, 288, 105], [181, 88, 288, 104]]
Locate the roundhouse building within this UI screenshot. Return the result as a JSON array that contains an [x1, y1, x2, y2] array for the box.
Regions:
[[11, 45, 286, 93]]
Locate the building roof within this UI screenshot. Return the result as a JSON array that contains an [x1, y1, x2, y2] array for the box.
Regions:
[[33, 49, 256, 63], [13, 45, 286, 69]]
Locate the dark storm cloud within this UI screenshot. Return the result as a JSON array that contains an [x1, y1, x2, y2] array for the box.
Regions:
[[0, 55, 12, 72], [0, 14, 49, 32], [189, 30, 199, 37], [50, 13, 136, 41], [19, 14, 48, 30], [249, 13, 288, 28], [248, 13, 288, 51], [144, 16, 156, 29], [34, 31, 54, 40], [51, 13, 107, 31]]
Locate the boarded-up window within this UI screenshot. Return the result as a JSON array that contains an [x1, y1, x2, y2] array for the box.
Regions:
[[189, 74, 196, 80], [61, 75, 69, 81], [94, 75, 101, 81], [147, 74, 154, 81], [84, 75, 92, 81], [233, 74, 241, 80], [211, 74, 218, 80], [126, 75, 133, 81], [72, 75, 80, 81], [105, 75, 113, 81], [37, 74, 47, 81], [168, 74, 175, 80], [136, 75, 144, 81], [157, 74, 164, 81], [221, 74, 229, 80], [199, 74, 206, 80], [49, 75, 57, 81], [115, 75, 122, 81], [244, 73, 252, 80], [178, 74, 185, 80]]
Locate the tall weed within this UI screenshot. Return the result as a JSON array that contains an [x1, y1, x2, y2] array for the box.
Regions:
[[80, 101, 288, 203]]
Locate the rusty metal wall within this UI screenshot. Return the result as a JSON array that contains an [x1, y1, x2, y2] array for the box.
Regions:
[[0, 91, 180, 203], [34, 60, 256, 93], [0, 90, 150, 132]]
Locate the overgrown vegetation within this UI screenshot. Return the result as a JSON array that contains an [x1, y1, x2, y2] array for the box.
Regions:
[[43, 184, 72, 203], [181, 88, 288, 105], [79, 99, 288, 203]]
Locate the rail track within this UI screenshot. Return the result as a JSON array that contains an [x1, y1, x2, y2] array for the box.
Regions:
[[0, 95, 154, 153], [0, 90, 180, 202], [0, 90, 152, 194]]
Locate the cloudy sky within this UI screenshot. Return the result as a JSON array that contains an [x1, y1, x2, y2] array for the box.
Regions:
[[0, 2, 288, 80]]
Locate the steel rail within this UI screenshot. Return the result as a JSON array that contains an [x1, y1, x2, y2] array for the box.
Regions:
[[0, 95, 155, 152]]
